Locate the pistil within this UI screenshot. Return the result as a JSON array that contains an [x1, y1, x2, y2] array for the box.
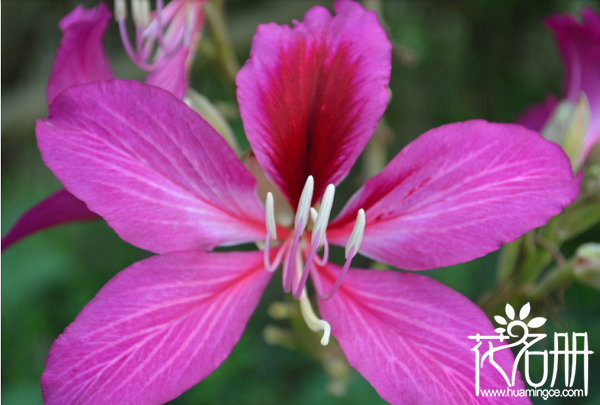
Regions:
[[295, 250, 331, 346], [299, 294, 331, 346]]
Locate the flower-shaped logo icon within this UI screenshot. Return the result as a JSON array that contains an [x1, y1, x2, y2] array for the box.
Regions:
[[469, 302, 550, 393], [493, 303, 547, 338]]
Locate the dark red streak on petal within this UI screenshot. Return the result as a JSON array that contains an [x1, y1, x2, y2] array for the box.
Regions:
[[260, 38, 360, 208]]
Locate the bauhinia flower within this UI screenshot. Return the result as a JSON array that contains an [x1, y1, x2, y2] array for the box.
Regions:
[[2, 0, 206, 251], [36, 1, 579, 404], [48, 0, 205, 103], [519, 7, 600, 168]]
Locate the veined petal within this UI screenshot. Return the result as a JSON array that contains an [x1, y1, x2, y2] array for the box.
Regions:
[[37, 80, 266, 254], [145, 47, 189, 99], [237, 0, 391, 207], [1, 188, 99, 251], [546, 8, 600, 164], [46, 4, 114, 104], [317, 263, 529, 405], [42, 250, 271, 405], [328, 121, 580, 270]]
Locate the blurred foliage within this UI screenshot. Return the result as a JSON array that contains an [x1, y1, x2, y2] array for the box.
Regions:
[[2, 0, 600, 404]]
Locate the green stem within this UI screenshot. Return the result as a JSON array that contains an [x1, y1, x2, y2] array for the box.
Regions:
[[497, 239, 521, 283], [518, 219, 561, 284], [526, 259, 575, 300], [204, 0, 240, 88]]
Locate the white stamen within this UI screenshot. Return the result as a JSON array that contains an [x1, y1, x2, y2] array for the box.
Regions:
[[131, 0, 141, 25], [310, 207, 318, 223], [132, 0, 150, 28], [294, 176, 314, 231], [265, 192, 277, 240], [115, 0, 127, 21], [299, 295, 331, 346], [312, 184, 335, 246], [140, 0, 151, 27], [345, 209, 365, 259]]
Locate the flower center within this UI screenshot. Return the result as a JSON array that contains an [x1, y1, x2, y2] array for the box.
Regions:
[[263, 176, 365, 345]]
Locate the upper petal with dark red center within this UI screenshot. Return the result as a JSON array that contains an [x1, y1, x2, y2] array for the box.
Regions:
[[236, 0, 391, 208]]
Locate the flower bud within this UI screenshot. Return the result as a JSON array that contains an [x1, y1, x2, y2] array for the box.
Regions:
[[573, 243, 600, 289], [541, 92, 590, 171]]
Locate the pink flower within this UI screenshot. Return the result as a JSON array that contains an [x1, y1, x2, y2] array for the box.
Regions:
[[2, 0, 206, 251], [48, 0, 205, 103], [115, 0, 206, 99], [519, 7, 600, 167], [35, 1, 579, 404]]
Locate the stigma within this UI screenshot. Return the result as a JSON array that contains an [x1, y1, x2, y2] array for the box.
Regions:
[[262, 176, 366, 345]]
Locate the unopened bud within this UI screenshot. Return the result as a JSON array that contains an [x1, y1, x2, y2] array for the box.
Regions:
[[574, 243, 600, 290], [541, 92, 590, 171], [263, 325, 295, 349]]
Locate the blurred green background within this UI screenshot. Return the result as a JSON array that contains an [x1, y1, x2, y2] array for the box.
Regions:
[[2, 0, 600, 404]]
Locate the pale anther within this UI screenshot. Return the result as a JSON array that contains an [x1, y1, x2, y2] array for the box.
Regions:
[[115, 0, 127, 21], [345, 209, 365, 259], [140, 0, 151, 27], [294, 176, 314, 231], [265, 192, 277, 240], [131, 0, 141, 24], [310, 207, 318, 223], [312, 184, 335, 247], [132, 0, 150, 28]]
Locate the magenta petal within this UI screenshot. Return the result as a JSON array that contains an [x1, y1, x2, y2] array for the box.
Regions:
[[546, 7, 600, 165], [37, 80, 266, 254], [237, 0, 391, 207], [2, 188, 99, 251], [46, 4, 114, 104], [145, 47, 189, 99], [42, 250, 270, 405], [317, 263, 529, 405], [517, 95, 558, 132], [328, 121, 580, 270]]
